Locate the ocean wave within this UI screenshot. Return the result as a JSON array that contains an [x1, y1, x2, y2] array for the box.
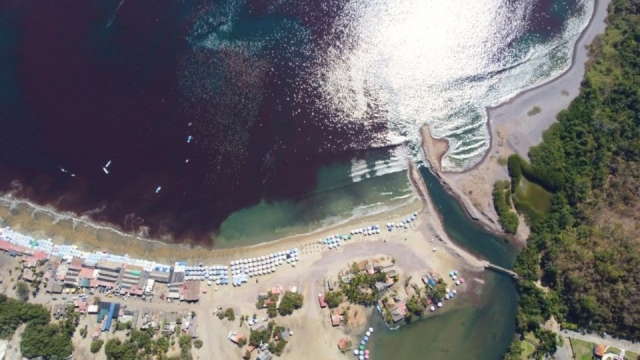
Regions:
[[308, 0, 593, 171]]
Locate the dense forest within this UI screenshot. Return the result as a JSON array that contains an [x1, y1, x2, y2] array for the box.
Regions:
[[504, 0, 640, 358]]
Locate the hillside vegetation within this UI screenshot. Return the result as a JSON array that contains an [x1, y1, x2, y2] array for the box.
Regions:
[[504, 0, 640, 358]]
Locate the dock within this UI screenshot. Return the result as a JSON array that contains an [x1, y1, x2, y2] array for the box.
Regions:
[[482, 261, 519, 280]]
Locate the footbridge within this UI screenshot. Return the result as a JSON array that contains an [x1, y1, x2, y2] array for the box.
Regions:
[[482, 261, 519, 280]]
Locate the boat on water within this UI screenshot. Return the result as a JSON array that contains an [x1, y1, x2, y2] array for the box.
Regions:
[[105, 160, 112, 168], [59, 167, 68, 173], [155, 186, 161, 193], [187, 135, 193, 143], [102, 167, 109, 174]]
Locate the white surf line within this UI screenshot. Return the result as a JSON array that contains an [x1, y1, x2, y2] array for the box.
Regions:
[[106, 0, 126, 28], [0, 194, 168, 247]]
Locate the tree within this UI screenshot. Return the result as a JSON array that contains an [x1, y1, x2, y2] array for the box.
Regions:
[[79, 326, 88, 338], [91, 339, 104, 354], [278, 292, 304, 316], [267, 302, 278, 318], [225, 308, 236, 321], [193, 339, 203, 349], [237, 336, 248, 348], [324, 291, 343, 309], [93, 296, 101, 305], [16, 282, 29, 302], [502, 338, 522, 360], [243, 350, 252, 360]]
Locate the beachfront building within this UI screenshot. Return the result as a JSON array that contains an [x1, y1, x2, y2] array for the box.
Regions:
[[180, 281, 200, 302], [120, 265, 143, 289], [169, 262, 186, 288], [95, 260, 122, 288]]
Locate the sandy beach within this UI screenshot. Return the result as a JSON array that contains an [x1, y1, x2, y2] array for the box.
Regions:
[[0, 164, 488, 360], [420, 0, 611, 242]]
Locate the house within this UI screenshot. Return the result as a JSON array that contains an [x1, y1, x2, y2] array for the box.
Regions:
[[229, 333, 247, 345], [46, 281, 64, 294], [365, 263, 375, 275], [257, 350, 273, 360], [385, 268, 398, 277], [180, 281, 200, 302], [593, 344, 606, 358], [22, 268, 35, 282], [338, 338, 351, 352], [374, 282, 390, 292], [330, 314, 342, 326], [356, 260, 368, 272], [383, 297, 406, 323]]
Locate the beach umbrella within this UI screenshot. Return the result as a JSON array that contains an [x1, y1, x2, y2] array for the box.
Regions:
[[360, 342, 365, 348], [437, 302, 442, 308], [460, 278, 465, 283], [430, 306, 435, 312], [365, 350, 370, 355], [364, 336, 369, 342], [359, 356, 364, 360], [369, 327, 373, 333], [445, 294, 449, 300], [455, 280, 460, 285], [366, 331, 371, 336], [354, 350, 359, 355], [365, 355, 369, 359], [453, 289, 457, 294]]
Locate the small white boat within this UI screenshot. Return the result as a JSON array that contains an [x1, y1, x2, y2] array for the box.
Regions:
[[155, 186, 161, 193], [187, 135, 193, 143], [105, 160, 112, 168], [59, 167, 68, 173], [103, 167, 109, 174], [185, 159, 189, 163]]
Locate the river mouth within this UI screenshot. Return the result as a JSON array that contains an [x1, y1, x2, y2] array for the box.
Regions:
[[367, 167, 519, 360]]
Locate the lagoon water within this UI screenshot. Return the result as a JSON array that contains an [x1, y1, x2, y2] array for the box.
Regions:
[[369, 168, 519, 359], [0, 0, 590, 245]]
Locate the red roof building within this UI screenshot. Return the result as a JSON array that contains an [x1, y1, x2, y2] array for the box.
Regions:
[[318, 294, 327, 308], [331, 314, 341, 326]]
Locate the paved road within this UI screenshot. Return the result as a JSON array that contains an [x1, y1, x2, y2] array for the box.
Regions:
[[560, 330, 640, 354]]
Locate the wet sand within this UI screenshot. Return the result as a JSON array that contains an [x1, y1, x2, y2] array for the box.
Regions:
[[420, 0, 611, 242]]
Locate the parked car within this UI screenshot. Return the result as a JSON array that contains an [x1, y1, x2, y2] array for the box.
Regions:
[[52, 297, 58, 300]]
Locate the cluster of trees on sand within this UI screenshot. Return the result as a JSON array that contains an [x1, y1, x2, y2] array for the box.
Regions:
[[0, 294, 76, 359], [504, 1, 640, 358]]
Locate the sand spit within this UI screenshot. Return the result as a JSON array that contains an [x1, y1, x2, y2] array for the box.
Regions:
[[421, 0, 611, 243]]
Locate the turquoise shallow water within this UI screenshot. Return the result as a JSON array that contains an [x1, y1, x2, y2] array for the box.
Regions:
[[367, 167, 519, 360], [216, 152, 415, 248]]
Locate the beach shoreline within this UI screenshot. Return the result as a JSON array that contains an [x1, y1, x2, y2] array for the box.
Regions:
[[0, 164, 486, 272], [420, 0, 610, 243]]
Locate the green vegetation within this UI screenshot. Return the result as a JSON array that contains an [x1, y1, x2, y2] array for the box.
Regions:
[[104, 328, 158, 359], [267, 302, 278, 318], [16, 281, 30, 302], [324, 291, 343, 309], [0, 294, 50, 339], [277, 292, 303, 316], [193, 339, 203, 349], [340, 268, 388, 305], [21, 305, 78, 359], [492, 180, 519, 234], [505, 1, 640, 357], [527, 106, 542, 116], [218, 307, 236, 321], [0, 295, 77, 358], [243, 350, 252, 359], [249, 321, 275, 346], [178, 335, 193, 359], [90, 339, 104, 354]]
